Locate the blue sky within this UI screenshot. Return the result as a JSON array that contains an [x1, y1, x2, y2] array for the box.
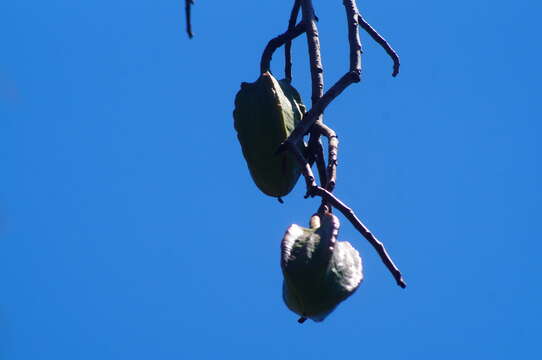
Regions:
[[1, 1, 540, 359]]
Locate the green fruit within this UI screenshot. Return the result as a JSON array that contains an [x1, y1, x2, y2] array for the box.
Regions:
[[233, 72, 306, 198], [281, 213, 363, 322]]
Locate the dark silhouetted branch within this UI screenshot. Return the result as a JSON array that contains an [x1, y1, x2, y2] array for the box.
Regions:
[[301, 0, 324, 105], [185, 0, 194, 38], [312, 186, 407, 288], [285, 0, 302, 81], [344, 0, 362, 75], [287, 139, 407, 288], [357, 13, 400, 77], [261, 22, 306, 75], [286, 142, 317, 199], [315, 121, 338, 192], [307, 132, 327, 186], [299, 0, 329, 202]]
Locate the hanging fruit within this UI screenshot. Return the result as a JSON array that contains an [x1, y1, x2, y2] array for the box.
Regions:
[[233, 72, 306, 198], [281, 212, 363, 322]]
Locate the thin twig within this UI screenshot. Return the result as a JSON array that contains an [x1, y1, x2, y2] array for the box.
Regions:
[[261, 22, 306, 75], [285, 0, 302, 81], [344, 0, 362, 75], [315, 122, 338, 192], [312, 187, 407, 288], [287, 137, 406, 287], [301, 0, 324, 105], [307, 132, 327, 186], [299, 0, 327, 201], [185, 0, 194, 39], [297, 0, 327, 203], [286, 142, 317, 198], [357, 13, 400, 77]]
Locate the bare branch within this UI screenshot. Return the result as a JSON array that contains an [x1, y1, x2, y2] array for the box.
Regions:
[[261, 22, 306, 75], [357, 13, 400, 77], [307, 131, 327, 186], [287, 138, 407, 288], [185, 0, 194, 39], [285, 142, 318, 198], [296, 0, 328, 201], [301, 0, 324, 105], [344, 0, 362, 75], [285, 0, 302, 81], [312, 186, 407, 288], [315, 122, 338, 192]]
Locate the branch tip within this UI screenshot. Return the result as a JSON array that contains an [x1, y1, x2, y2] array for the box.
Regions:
[[185, 0, 195, 39], [357, 13, 400, 77]]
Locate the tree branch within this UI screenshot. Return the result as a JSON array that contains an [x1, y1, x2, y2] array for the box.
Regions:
[[344, 0, 362, 75], [285, 142, 318, 199], [315, 121, 338, 192], [285, 0, 302, 81], [185, 0, 194, 39], [287, 140, 407, 288], [357, 13, 400, 77], [312, 186, 407, 288], [261, 22, 306, 75], [301, 0, 324, 105], [298, 0, 328, 202], [307, 132, 328, 186]]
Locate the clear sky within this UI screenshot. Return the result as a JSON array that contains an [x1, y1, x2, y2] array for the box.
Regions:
[[1, 1, 540, 359]]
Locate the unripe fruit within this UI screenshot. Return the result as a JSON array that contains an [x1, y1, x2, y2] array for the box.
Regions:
[[233, 72, 306, 198], [281, 213, 363, 322]]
